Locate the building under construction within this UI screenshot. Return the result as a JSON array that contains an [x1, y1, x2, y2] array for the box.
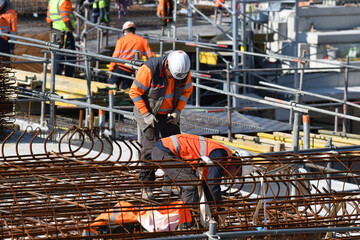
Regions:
[[2, 0, 360, 239]]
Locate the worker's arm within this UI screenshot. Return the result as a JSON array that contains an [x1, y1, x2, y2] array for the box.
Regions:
[[129, 65, 152, 115], [157, 0, 165, 17], [46, 4, 52, 26], [60, 0, 75, 32], [109, 39, 122, 71], [6, 9, 17, 34], [174, 73, 193, 112]]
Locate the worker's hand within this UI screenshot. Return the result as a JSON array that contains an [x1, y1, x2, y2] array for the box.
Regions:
[[143, 112, 158, 127], [167, 109, 180, 125]]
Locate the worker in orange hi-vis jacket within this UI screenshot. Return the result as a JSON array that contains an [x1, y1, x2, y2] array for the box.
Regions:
[[148, 134, 254, 201], [157, 0, 172, 27], [0, 16, 10, 54], [108, 21, 154, 89], [129, 50, 193, 196], [46, 0, 77, 77], [0, 0, 17, 54], [149, 134, 254, 228]]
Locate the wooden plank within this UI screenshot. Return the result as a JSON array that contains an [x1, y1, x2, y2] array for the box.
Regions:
[[212, 135, 273, 153], [318, 129, 360, 140]]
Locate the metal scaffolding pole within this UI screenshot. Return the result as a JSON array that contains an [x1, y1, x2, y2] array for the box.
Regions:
[[40, 52, 48, 127], [49, 33, 57, 133], [188, 0, 193, 40], [232, 0, 239, 107]]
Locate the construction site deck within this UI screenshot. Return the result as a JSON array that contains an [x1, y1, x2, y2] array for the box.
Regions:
[[2, 0, 360, 239]]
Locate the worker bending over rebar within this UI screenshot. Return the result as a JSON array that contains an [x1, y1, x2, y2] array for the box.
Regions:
[[140, 133, 253, 228]]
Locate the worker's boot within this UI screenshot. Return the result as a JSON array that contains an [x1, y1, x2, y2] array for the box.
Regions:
[[141, 187, 155, 200]]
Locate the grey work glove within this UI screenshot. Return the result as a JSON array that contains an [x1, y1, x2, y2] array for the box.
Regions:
[[143, 112, 158, 127], [167, 109, 180, 125]]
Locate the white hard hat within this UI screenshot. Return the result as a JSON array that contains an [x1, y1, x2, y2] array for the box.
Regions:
[[234, 149, 251, 157], [0, 0, 5, 8], [167, 50, 190, 80], [122, 21, 136, 31]]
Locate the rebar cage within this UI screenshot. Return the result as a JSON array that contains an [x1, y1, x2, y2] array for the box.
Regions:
[[1, 127, 360, 239]]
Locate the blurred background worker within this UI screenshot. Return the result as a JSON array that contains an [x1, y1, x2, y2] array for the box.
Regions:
[[157, 0, 172, 28], [129, 50, 193, 194], [108, 21, 154, 89], [46, 0, 77, 77], [214, 0, 224, 25], [0, 16, 10, 54], [149, 134, 253, 203], [0, 0, 17, 54], [91, 0, 110, 24]]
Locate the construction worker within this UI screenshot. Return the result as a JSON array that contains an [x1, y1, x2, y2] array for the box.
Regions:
[[214, 0, 224, 25], [0, 0, 17, 54], [108, 21, 154, 89], [129, 50, 193, 193], [144, 134, 253, 202], [46, 0, 77, 77], [91, 0, 110, 24], [157, 0, 173, 28], [0, 16, 10, 54]]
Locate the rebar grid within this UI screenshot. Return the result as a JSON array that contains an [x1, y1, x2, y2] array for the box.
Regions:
[[0, 65, 16, 139], [1, 127, 360, 239]]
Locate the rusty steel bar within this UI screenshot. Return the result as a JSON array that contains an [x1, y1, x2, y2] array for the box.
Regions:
[[1, 127, 360, 239]]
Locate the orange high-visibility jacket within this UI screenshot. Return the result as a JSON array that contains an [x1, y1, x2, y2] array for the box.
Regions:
[[0, 4, 17, 35], [160, 134, 233, 177], [157, 0, 171, 19], [129, 57, 193, 116], [0, 17, 9, 40], [82, 200, 192, 236], [214, 0, 225, 8], [161, 134, 232, 162], [109, 33, 154, 73]]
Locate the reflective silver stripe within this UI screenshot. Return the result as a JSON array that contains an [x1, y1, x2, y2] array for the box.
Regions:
[[134, 79, 149, 91], [59, 10, 72, 14], [51, 18, 63, 22], [171, 135, 180, 155], [116, 49, 147, 55], [158, 108, 173, 113], [184, 81, 192, 90], [199, 136, 206, 156], [179, 95, 188, 102], [131, 95, 143, 103], [165, 92, 174, 99]]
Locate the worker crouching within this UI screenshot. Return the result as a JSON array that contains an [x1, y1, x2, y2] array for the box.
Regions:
[[142, 134, 254, 227]]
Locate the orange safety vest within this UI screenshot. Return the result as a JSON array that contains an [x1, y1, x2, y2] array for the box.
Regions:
[[157, 0, 171, 21], [129, 57, 193, 118], [0, 3, 17, 35], [0, 17, 9, 40], [160, 134, 233, 177], [214, 0, 225, 8], [161, 134, 232, 161], [109, 33, 154, 73], [82, 200, 192, 236]]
